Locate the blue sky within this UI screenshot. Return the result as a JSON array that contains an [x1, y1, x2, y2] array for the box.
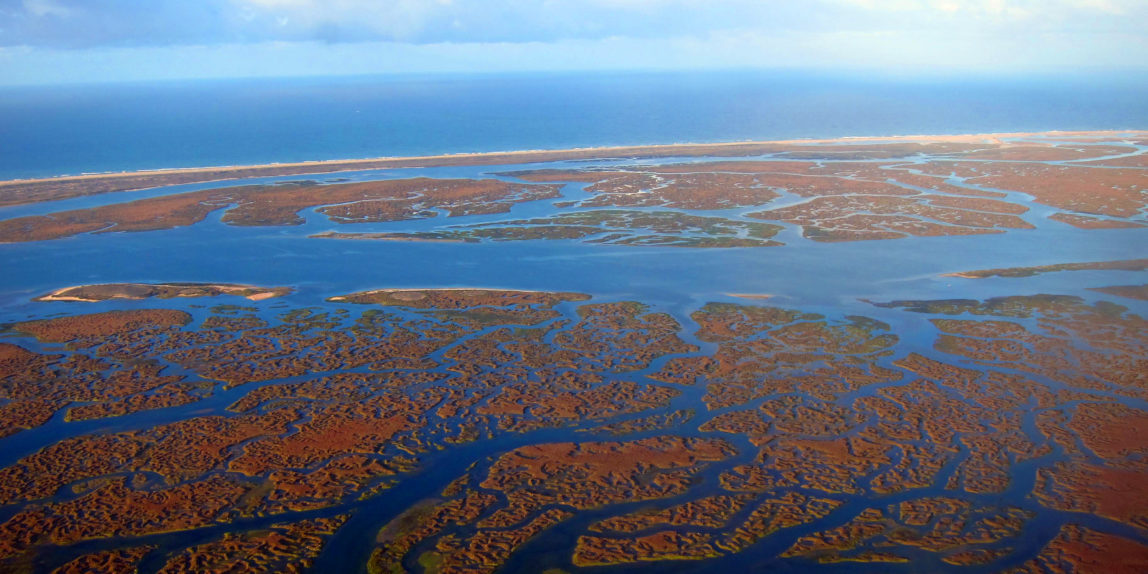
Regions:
[[1, 0, 1145, 84]]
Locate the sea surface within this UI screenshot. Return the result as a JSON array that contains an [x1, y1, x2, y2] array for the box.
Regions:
[[1, 70, 1147, 180]]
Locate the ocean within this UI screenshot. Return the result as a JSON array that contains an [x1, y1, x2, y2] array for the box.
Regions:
[[1, 70, 1146, 180]]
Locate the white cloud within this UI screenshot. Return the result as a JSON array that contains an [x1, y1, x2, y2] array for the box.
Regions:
[[228, 0, 447, 41], [3, 0, 1145, 47], [832, 0, 1138, 18], [22, 0, 71, 17], [0, 0, 1144, 82]]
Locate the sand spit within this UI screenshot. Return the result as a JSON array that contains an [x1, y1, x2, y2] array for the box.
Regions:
[[725, 293, 775, 300]]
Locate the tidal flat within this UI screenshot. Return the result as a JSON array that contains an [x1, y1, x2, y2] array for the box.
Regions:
[[0, 132, 1145, 573]]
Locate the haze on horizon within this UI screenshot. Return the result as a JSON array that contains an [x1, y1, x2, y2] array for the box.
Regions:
[[0, 0, 1145, 86]]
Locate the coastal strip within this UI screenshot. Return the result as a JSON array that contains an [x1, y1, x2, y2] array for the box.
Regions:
[[2, 130, 1143, 208]]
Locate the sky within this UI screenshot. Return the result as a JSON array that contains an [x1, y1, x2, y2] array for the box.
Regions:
[[0, 0, 1145, 85]]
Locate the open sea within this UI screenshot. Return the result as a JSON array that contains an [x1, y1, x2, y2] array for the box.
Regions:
[[1, 70, 1147, 180]]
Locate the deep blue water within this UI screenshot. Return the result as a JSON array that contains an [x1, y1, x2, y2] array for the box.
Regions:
[[1, 70, 1146, 180]]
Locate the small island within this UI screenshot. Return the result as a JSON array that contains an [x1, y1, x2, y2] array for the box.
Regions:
[[34, 283, 293, 303]]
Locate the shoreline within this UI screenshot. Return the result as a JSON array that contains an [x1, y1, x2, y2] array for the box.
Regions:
[[3, 129, 1143, 187]]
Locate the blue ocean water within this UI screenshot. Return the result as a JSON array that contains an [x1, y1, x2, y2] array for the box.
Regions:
[[1, 70, 1146, 180]]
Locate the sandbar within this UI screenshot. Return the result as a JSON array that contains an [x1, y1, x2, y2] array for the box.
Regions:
[[725, 293, 774, 300]]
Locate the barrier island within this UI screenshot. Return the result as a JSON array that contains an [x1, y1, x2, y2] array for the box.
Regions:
[[0, 132, 1145, 246]]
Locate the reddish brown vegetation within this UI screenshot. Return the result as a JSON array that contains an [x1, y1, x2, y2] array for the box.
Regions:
[[575, 531, 722, 565], [7, 135, 1144, 249], [925, 162, 1147, 218], [0, 291, 718, 572], [949, 144, 1136, 161], [783, 500, 1030, 562], [1089, 284, 1148, 301], [0, 312, 198, 436], [0, 178, 560, 242], [1, 289, 1146, 571], [157, 516, 347, 573], [663, 303, 899, 408], [576, 494, 841, 565], [0, 136, 1012, 207], [514, 170, 782, 209], [512, 158, 1058, 242], [35, 283, 292, 302], [13, 309, 190, 343], [748, 194, 1032, 241], [1010, 525, 1148, 574], [332, 287, 585, 308], [588, 494, 756, 533], [369, 436, 734, 573], [0, 474, 252, 558], [1080, 152, 1148, 168], [1050, 212, 1146, 229], [51, 546, 154, 574], [926, 297, 1147, 398], [1033, 401, 1148, 530], [945, 258, 1148, 278]]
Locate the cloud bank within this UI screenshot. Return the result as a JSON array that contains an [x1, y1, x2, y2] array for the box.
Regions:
[[2, 0, 1143, 47], [0, 0, 1144, 83]]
